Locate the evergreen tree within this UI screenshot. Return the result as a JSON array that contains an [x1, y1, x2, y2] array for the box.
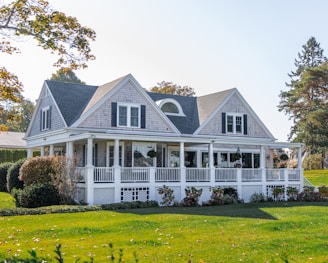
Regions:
[[278, 37, 328, 153]]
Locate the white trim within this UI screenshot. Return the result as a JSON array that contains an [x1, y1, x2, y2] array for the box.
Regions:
[[156, 98, 186, 116], [117, 102, 141, 128]]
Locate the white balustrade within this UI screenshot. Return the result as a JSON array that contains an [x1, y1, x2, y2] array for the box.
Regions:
[[186, 168, 210, 182], [215, 168, 237, 182], [94, 167, 114, 183], [155, 168, 181, 182], [242, 168, 262, 182], [121, 167, 150, 182]]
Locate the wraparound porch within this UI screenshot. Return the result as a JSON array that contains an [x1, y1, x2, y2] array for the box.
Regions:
[[75, 166, 303, 204]]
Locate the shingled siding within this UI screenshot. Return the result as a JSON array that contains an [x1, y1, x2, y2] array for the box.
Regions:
[[28, 95, 66, 137], [198, 93, 271, 138], [79, 80, 176, 133]]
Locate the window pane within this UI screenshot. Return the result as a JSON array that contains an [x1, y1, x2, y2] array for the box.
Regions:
[[119, 106, 127, 126], [162, 102, 179, 113], [130, 107, 139, 127], [227, 115, 233, 132], [236, 116, 242, 133]]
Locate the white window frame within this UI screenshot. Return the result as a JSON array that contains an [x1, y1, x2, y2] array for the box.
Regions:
[[156, 98, 186, 116], [41, 106, 50, 131], [226, 113, 243, 134], [117, 103, 141, 128]]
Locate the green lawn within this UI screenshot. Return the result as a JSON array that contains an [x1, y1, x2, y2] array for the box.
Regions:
[[304, 169, 328, 186], [0, 192, 16, 208], [0, 202, 328, 262]]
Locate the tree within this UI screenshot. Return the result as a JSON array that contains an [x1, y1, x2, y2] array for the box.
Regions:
[[50, 68, 85, 84], [150, 81, 195, 97], [0, 97, 34, 131], [278, 37, 328, 153], [0, 0, 96, 130]]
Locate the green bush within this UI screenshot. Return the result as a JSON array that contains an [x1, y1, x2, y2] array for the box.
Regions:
[[7, 159, 25, 192], [14, 183, 61, 208], [250, 192, 266, 203], [0, 162, 12, 192]]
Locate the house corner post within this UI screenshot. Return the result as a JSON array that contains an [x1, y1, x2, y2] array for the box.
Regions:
[[86, 136, 94, 205], [179, 142, 186, 203], [209, 142, 215, 185], [149, 167, 156, 202], [261, 146, 267, 196], [298, 145, 304, 191]]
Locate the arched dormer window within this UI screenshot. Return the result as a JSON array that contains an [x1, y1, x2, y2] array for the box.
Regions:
[[156, 99, 185, 116]]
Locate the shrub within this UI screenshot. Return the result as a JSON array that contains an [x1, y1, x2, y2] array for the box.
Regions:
[[250, 192, 266, 203], [7, 159, 25, 192], [182, 187, 203, 206], [158, 185, 175, 206], [19, 155, 80, 205], [15, 183, 61, 208], [272, 186, 285, 201], [19, 156, 55, 186], [0, 162, 12, 192], [286, 186, 299, 201], [318, 185, 328, 198], [0, 149, 27, 163]]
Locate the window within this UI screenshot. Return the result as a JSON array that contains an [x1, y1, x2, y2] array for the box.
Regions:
[[118, 104, 140, 127], [41, 106, 51, 131], [226, 114, 243, 134], [156, 99, 185, 116]]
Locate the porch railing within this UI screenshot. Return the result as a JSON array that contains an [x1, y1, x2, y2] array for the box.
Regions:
[[121, 167, 150, 182], [77, 167, 302, 184], [155, 167, 180, 182], [215, 168, 237, 182], [186, 168, 210, 182], [242, 168, 262, 182], [94, 167, 114, 183]]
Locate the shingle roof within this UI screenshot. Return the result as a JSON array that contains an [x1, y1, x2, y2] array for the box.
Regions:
[[197, 88, 234, 124], [46, 80, 98, 126], [147, 92, 200, 134]]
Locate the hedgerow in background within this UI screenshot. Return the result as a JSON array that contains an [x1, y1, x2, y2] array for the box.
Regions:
[[0, 162, 12, 192], [158, 185, 175, 206], [0, 149, 26, 163], [7, 159, 25, 192]]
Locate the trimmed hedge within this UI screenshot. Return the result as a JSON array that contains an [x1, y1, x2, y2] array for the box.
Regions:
[[0, 149, 27, 163], [13, 183, 61, 208], [0, 162, 12, 192], [7, 159, 25, 192]]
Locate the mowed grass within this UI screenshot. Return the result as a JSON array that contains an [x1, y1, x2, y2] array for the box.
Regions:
[[0, 192, 16, 209], [304, 169, 328, 186], [0, 202, 328, 262]]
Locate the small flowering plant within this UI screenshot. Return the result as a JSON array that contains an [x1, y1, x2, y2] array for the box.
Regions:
[[182, 187, 203, 206], [158, 185, 175, 206]]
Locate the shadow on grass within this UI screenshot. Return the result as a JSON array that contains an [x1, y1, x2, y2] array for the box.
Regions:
[[117, 202, 328, 220]]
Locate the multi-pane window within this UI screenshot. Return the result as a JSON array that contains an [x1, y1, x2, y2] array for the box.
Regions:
[[118, 104, 140, 127], [227, 114, 243, 134], [41, 106, 51, 131]]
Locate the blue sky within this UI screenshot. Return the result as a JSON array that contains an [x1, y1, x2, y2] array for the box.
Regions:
[[1, 0, 328, 142]]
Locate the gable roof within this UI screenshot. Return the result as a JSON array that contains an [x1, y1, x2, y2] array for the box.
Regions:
[[197, 88, 234, 125], [147, 92, 200, 134], [0, 132, 26, 149], [46, 81, 98, 126]]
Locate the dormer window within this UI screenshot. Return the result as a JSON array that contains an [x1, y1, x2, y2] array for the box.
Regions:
[[41, 106, 51, 131], [111, 102, 146, 129], [222, 112, 248, 135], [156, 99, 185, 116]]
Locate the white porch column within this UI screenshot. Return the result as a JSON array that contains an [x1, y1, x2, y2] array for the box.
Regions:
[[209, 142, 215, 185], [49, 144, 55, 156], [27, 148, 33, 158], [114, 139, 120, 167], [113, 139, 121, 203], [298, 145, 304, 190], [260, 146, 267, 196], [66, 141, 74, 159], [86, 136, 94, 205], [179, 142, 186, 202], [40, 146, 45, 156]]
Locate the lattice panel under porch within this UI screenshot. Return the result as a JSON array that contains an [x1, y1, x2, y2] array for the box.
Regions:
[[121, 187, 149, 202]]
